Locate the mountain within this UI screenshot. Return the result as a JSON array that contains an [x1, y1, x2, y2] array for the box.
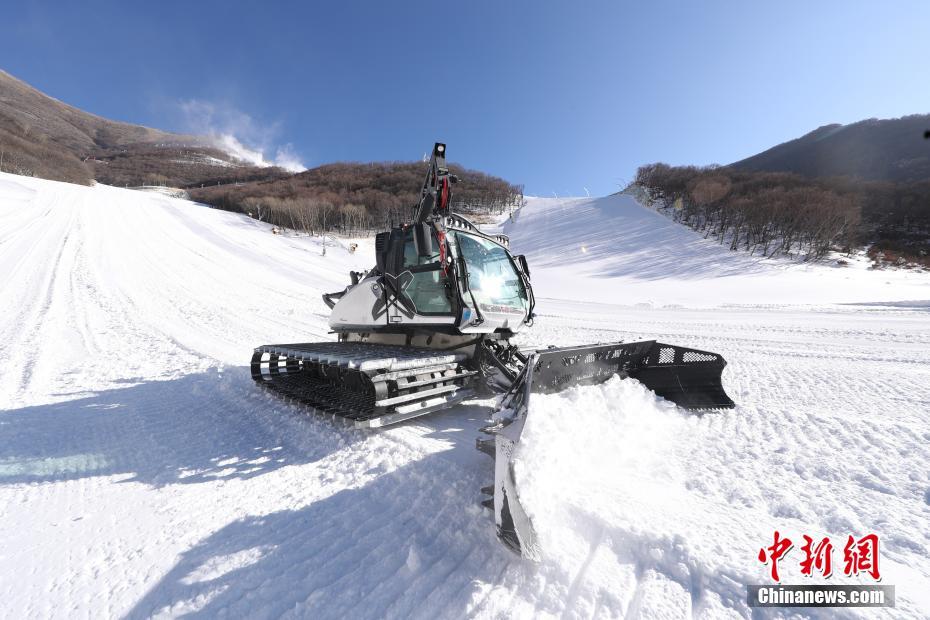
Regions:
[[188, 161, 524, 234], [0, 69, 285, 186], [731, 114, 930, 182], [0, 70, 518, 218]]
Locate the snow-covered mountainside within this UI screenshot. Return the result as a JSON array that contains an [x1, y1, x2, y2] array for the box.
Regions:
[[499, 194, 929, 307], [1, 173, 928, 618]]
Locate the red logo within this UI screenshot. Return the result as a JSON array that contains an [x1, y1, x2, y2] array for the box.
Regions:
[[758, 530, 793, 582], [843, 534, 880, 581], [800, 535, 833, 578], [758, 532, 881, 582]]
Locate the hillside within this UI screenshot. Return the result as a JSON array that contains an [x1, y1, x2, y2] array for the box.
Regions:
[[189, 161, 524, 234], [0, 70, 520, 215], [497, 193, 928, 306], [0, 69, 284, 186], [636, 159, 930, 268], [731, 114, 930, 183], [2, 173, 928, 617]]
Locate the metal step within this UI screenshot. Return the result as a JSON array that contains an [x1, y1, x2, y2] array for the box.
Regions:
[[364, 388, 475, 428]]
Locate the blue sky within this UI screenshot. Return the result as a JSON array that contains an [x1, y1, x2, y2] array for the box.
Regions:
[[3, 1, 929, 195]]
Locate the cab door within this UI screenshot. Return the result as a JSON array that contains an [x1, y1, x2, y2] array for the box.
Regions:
[[397, 226, 456, 317]]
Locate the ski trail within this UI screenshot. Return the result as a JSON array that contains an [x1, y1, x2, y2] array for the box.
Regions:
[[1, 175, 928, 618], [0, 187, 78, 401]]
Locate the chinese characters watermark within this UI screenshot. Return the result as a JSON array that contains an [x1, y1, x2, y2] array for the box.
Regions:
[[758, 531, 880, 582]]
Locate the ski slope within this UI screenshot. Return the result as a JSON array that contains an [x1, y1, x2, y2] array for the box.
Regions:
[[1, 172, 929, 618], [499, 195, 929, 307]]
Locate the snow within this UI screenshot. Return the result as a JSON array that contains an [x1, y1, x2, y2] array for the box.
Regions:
[[1, 172, 928, 618], [213, 134, 306, 173], [499, 195, 929, 307], [170, 155, 237, 168]]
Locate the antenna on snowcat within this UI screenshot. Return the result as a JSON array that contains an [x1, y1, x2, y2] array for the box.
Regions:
[[413, 142, 458, 223]]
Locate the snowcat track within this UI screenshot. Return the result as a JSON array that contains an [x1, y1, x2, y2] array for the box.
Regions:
[[251, 342, 476, 427]]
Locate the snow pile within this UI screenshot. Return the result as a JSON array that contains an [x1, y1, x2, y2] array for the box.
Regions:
[[514, 378, 756, 616], [512, 374, 930, 616]]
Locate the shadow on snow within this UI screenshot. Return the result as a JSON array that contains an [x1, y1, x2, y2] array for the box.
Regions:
[[125, 449, 517, 619], [0, 367, 364, 486]]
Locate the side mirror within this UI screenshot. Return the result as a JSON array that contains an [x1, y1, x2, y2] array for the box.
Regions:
[[413, 222, 434, 258], [376, 228, 405, 275], [517, 255, 531, 279], [375, 231, 390, 273]]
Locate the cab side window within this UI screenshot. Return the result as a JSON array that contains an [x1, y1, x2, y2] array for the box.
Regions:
[[401, 229, 453, 314]]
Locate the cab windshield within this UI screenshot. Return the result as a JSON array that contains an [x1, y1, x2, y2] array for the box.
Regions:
[[455, 232, 528, 313]]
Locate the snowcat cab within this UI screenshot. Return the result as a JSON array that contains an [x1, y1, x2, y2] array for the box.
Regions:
[[327, 215, 534, 339], [250, 143, 735, 559]]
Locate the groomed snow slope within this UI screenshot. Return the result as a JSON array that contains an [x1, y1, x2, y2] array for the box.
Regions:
[[1, 174, 928, 618], [501, 195, 930, 307]]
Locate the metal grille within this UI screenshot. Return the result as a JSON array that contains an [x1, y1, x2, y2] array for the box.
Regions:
[[658, 347, 675, 364], [683, 350, 717, 363]]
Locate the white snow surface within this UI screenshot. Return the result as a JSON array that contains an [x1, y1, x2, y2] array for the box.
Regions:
[[1, 173, 928, 618], [499, 195, 929, 307]]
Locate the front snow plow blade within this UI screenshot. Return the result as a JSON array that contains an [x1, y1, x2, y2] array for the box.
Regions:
[[479, 340, 734, 559]]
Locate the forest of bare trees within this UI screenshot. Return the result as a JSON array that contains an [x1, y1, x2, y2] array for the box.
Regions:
[[88, 144, 291, 188], [0, 120, 92, 185], [189, 161, 524, 235], [634, 164, 930, 267]]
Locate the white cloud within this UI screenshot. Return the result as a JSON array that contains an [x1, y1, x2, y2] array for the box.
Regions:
[[178, 99, 306, 172]]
